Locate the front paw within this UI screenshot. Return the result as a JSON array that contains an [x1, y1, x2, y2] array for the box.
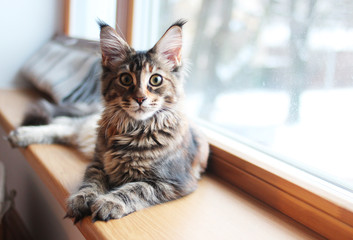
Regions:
[[66, 191, 97, 223], [91, 194, 125, 222]]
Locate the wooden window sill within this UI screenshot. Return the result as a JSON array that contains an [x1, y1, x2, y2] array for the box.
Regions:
[[0, 89, 323, 240]]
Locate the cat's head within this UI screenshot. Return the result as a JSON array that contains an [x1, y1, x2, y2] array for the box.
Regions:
[[98, 20, 186, 121]]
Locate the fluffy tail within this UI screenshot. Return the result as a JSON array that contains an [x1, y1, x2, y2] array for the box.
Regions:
[[22, 100, 101, 126]]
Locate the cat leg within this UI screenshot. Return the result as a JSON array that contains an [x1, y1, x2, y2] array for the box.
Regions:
[[66, 159, 108, 223], [90, 181, 194, 222], [7, 116, 88, 148], [8, 123, 75, 148]]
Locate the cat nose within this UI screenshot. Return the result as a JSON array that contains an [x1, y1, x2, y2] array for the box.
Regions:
[[133, 97, 147, 105]]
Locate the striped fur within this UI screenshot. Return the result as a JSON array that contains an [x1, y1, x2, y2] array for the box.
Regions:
[[9, 20, 209, 222], [67, 20, 208, 222]]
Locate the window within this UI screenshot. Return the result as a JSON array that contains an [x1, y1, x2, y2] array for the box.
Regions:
[[65, 0, 353, 237], [132, 0, 353, 193], [68, 0, 117, 40]]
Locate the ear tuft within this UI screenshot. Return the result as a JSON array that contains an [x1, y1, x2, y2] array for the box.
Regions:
[[97, 19, 110, 30], [98, 21, 131, 67], [171, 19, 187, 29], [151, 20, 186, 70]]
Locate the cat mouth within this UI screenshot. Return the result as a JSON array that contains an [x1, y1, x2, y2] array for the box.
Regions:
[[123, 105, 157, 119], [131, 107, 149, 115], [134, 105, 154, 112]]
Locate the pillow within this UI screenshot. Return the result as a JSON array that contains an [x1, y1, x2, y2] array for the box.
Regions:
[[21, 35, 102, 104]]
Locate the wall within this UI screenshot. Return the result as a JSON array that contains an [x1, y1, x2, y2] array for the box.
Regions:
[[0, 0, 62, 88], [0, 1, 84, 239]]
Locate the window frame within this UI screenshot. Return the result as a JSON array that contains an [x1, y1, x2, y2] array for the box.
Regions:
[[63, 1, 353, 238], [203, 126, 353, 239], [63, 0, 134, 45]]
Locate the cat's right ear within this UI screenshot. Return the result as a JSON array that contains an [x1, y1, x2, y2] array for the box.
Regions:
[[98, 20, 131, 67]]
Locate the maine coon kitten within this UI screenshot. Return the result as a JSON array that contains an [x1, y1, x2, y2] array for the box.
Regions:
[[8, 20, 209, 222]]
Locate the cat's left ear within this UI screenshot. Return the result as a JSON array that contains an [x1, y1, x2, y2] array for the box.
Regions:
[[151, 20, 186, 70]]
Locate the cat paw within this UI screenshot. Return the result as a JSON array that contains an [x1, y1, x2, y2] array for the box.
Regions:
[[65, 191, 97, 223], [7, 128, 33, 148], [91, 194, 125, 222]]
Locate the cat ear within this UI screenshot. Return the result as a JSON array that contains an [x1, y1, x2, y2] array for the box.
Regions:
[[151, 20, 186, 70], [98, 20, 131, 67]]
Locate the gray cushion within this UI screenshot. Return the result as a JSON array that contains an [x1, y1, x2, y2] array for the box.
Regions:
[[21, 36, 102, 104]]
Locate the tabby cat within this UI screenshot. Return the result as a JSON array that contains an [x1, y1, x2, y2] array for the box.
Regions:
[[8, 20, 209, 222]]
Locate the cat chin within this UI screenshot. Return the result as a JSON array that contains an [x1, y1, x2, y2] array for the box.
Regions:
[[126, 110, 156, 121]]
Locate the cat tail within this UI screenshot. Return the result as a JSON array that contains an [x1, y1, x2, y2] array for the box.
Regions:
[[21, 100, 101, 126]]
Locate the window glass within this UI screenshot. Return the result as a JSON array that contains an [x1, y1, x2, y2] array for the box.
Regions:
[[69, 0, 117, 40], [132, 0, 353, 191]]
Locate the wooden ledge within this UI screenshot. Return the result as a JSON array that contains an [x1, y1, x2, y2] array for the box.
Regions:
[[0, 89, 323, 240]]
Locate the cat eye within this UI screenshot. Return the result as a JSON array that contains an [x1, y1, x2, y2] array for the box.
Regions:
[[119, 73, 133, 86], [149, 74, 163, 87]]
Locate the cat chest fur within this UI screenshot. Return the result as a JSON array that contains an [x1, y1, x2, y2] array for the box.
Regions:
[[102, 121, 185, 186]]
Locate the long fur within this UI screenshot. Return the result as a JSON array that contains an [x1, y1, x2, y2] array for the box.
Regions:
[[8, 20, 209, 222]]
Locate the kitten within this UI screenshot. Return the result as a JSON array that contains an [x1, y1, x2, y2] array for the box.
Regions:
[[8, 20, 209, 222]]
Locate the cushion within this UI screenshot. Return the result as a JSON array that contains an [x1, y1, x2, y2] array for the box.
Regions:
[[21, 35, 102, 104]]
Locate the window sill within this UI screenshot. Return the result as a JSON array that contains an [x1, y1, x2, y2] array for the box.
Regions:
[[203, 124, 353, 239], [0, 89, 324, 240]]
